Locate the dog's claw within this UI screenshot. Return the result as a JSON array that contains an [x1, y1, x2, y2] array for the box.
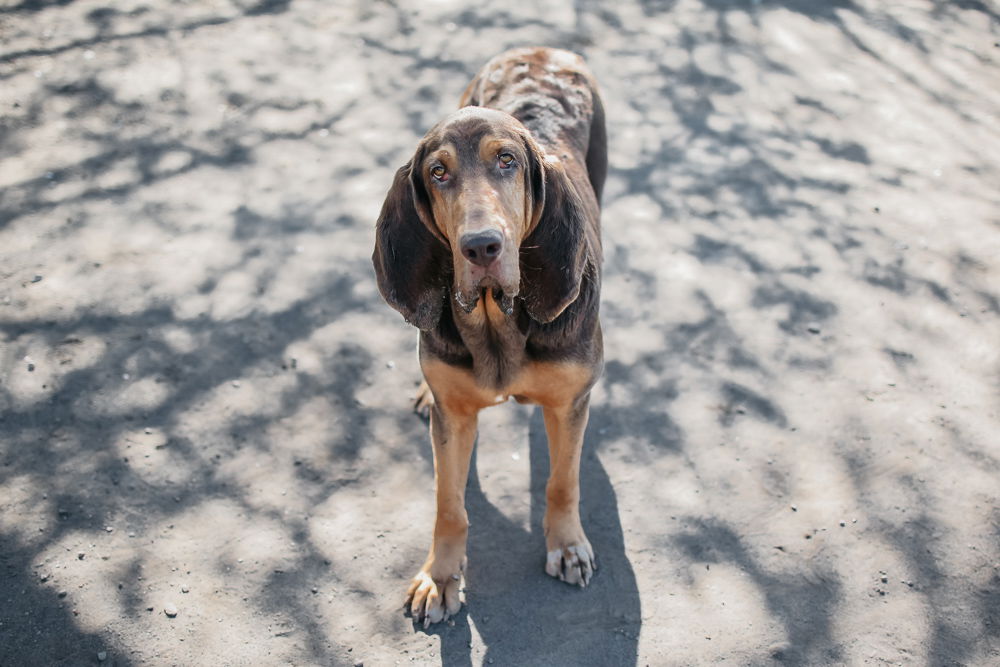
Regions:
[[405, 567, 463, 628], [546, 543, 595, 588]]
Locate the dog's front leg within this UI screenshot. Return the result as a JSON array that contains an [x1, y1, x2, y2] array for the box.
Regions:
[[542, 393, 596, 587], [405, 393, 478, 627]]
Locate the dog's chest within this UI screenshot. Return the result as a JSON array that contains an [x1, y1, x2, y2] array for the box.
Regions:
[[452, 292, 527, 389]]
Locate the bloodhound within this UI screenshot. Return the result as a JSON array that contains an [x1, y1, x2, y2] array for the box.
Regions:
[[373, 47, 607, 627]]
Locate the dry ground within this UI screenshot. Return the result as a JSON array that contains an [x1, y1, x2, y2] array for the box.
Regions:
[[1, 0, 999, 665]]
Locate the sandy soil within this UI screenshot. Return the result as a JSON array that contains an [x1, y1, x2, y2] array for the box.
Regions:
[[1, 1, 999, 665]]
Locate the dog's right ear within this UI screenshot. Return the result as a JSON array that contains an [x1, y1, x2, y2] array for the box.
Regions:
[[372, 160, 448, 331]]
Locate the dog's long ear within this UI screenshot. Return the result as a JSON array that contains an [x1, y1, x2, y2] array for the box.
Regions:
[[372, 160, 448, 331], [519, 152, 591, 324]]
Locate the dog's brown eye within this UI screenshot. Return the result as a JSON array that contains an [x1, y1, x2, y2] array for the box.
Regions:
[[431, 165, 447, 181], [498, 153, 515, 168]]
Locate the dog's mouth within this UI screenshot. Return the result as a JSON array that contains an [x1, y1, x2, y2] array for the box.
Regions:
[[452, 232, 520, 316], [454, 279, 517, 315]]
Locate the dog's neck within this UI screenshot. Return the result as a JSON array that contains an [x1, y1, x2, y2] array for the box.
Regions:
[[450, 288, 527, 390]]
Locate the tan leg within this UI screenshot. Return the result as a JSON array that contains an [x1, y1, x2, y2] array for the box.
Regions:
[[405, 368, 481, 627], [542, 394, 596, 586]]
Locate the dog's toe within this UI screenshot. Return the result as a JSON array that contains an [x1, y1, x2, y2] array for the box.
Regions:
[[405, 567, 463, 627], [546, 543, 596, 587]]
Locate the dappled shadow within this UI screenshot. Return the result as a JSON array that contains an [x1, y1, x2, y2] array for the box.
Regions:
[[0, 265, 379, 660], [842, 451, 999, 667], [674, 518, 841, 663], [1, 0, 999, 664], [0, 538, 121, 666]]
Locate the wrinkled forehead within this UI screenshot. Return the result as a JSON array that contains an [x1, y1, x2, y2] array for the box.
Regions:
[[422, 108, 523, 160]]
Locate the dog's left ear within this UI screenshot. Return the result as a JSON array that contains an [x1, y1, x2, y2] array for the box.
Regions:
[[519, 144, 591, 324], [372, 160, 449, 331]]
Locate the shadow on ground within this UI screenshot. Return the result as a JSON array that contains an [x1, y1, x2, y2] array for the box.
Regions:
[[1, 0, 998, 664]]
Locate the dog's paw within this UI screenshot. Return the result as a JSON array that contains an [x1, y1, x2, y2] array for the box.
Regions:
[[545, 541, 596, 587], [413, 381, 434, 420], [404, 562, 463, 628]]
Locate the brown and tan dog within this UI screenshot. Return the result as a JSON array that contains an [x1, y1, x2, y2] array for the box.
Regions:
[[373, 47, 606, 627]]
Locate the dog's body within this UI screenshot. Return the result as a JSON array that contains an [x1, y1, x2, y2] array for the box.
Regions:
[[373, 47, 606, 626]]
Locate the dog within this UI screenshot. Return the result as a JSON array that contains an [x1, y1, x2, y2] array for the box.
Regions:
[[372, 47, 606, 627]]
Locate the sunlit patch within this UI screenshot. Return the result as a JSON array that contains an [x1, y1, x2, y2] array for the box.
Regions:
[[151, 150, 193, 175], [0, 473, 53, 545], [113, 428, 197, 486], [32, 501, 302, 662], [79, 376, 171, 416]]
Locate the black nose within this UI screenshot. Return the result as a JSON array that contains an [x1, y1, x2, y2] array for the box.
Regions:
[[460, 230, 504, 267]]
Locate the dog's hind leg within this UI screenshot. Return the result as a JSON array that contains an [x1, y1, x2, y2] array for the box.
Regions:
[[413, 380, 434, 420]]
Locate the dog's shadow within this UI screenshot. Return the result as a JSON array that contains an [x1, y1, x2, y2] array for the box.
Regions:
[[422, 407, 641, 666]]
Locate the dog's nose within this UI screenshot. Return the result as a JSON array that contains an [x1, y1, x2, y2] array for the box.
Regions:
[[460, 230, 504, 267]]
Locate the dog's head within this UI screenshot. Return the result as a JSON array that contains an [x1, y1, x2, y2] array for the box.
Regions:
[[373, 107, 589, 330]]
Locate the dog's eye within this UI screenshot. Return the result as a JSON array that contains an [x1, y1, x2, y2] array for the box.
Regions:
[[430, 165, 447, 181], [498, 153, 515, 169]]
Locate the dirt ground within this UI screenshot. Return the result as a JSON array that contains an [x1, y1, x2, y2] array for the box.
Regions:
[[1, 1, 998, 665]]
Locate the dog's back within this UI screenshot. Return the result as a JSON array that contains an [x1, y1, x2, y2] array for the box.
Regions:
[[461, 47, 607, 205]]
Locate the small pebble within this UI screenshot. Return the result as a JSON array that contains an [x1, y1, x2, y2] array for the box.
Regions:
[[232, 380, 241, 388], [839, 521, 846, 527], [27, 363, 35, 372], [790, 505, 797, 512], [806, 323, 821, 334], [164, 602, 178, 618], [31, 275, 43, 283], [181, 586, 190, 594], [97, 651, 107, 661]]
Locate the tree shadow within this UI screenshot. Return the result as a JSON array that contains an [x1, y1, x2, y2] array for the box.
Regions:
[[673, 518, 842, 664], [2, 0, 999, 663], [0, 538, 123, 666]]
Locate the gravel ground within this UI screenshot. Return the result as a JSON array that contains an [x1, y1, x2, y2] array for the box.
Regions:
[[1, 1, 999, 665]]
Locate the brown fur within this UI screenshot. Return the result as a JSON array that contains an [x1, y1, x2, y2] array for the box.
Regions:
[[372, 47, 607, 627]]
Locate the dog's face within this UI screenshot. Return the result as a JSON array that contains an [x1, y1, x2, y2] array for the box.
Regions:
[[374, 106, 589, 331], [411, 107, 543, 314]]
